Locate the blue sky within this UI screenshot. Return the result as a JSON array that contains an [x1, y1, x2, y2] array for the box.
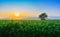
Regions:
[[0, 0, 60, 19]]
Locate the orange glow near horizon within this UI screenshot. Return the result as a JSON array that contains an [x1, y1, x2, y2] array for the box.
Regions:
[[11, 13, 22, 19], [0, 12, 38, 19]]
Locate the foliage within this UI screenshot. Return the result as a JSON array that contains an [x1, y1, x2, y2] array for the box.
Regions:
[[39, 13, 48, 20], [0, 20, 60, 37]]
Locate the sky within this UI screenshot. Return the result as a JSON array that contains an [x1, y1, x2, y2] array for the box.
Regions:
[[0, 0, 60, 19]]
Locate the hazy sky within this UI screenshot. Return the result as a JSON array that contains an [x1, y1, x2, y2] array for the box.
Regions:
[[0, 0, 60, 19]]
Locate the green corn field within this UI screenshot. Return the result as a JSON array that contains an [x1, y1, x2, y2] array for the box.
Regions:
[[0, 20, 60, 37]]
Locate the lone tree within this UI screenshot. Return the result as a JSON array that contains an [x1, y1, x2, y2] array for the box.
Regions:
[[39, 13, 48, 20]]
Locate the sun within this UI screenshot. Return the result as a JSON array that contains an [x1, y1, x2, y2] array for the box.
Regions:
[[15, 13, 19, 17], [14, 12, 23, 18]]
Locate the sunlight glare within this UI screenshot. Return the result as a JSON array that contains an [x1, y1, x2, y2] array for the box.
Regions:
[[15, 13, 19, 16]]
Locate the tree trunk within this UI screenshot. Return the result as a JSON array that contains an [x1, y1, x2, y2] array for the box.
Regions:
[[41, 18, 45, 20]]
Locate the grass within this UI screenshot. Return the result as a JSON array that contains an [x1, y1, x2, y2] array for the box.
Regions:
[[0, 20, 60, 37]]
